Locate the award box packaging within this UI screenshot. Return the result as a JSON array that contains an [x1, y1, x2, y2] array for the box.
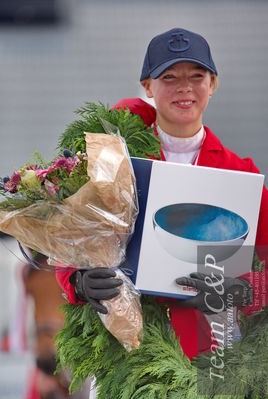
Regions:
[[123, 158, 264, 298]]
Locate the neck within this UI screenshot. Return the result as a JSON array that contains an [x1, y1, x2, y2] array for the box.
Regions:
[[156, 119, 203, 138]]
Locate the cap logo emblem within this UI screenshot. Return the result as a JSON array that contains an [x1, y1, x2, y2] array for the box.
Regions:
[[168, 33, 190, 53]]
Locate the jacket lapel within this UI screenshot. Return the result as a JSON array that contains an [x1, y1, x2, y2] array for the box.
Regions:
[[198, 126, 223, 168]]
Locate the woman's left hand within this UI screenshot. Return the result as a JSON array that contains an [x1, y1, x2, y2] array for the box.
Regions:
[[175, 272, 253, 314]]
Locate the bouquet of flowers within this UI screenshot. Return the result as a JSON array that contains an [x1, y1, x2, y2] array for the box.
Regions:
[[0, 102, 161, 350]]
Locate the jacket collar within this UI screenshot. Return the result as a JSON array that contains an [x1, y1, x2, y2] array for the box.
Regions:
[[203, 126, 223, 152]]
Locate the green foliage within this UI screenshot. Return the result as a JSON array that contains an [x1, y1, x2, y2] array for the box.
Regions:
[[56, 296, 196, 398], [0, 184, 49, 210], [194, 307, 268, 398], [56, 255, 268, 399], [26, 150, 50, 169], [56, 172, 89, 202], [57, 102, 161, 159], [57, 297, 196, 399], [252, 251, 264, 272]]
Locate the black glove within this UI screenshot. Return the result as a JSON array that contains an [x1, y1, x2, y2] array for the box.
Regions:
[[70, 268, 123, 314], [175, 272, 253, 315]]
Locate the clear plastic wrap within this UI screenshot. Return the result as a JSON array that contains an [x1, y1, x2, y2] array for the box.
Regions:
[[100, 270, 143, 351], [0, 131, 143, 349]]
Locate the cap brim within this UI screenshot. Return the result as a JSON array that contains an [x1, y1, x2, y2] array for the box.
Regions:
[[150, 58, 217, 78]]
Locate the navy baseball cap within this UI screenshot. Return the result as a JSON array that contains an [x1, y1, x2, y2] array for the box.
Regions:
[[140, 28, 217, 81]]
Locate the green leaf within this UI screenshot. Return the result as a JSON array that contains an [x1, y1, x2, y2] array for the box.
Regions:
[[57, 102, 161, 160]]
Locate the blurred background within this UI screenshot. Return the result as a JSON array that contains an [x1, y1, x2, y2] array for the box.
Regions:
[[0, 0, 267, 398]]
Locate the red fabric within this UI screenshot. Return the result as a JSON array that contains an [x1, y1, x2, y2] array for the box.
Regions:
[[0, 334, 10, 352], [24, 368, 40, 399], [56, 267, 77, 304], [55, 98, 268, 360]]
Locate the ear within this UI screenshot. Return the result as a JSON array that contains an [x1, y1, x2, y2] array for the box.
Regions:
[[209, 87, 213, 97], [209, 80, 213, 97], [141, 78, 153, 98], [209, 74, 218, 96]]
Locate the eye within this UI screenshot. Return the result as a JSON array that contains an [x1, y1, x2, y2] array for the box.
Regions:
[[162, 73, 176, 80], [191, 73, 205, 79], [190, 69, 207, 79]]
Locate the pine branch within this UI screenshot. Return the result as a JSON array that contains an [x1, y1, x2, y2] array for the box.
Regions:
[[27, 150, 50, 169], [57, 102, 161, 159], [56, 288, 268, 399], [56, 297, 197, 398]]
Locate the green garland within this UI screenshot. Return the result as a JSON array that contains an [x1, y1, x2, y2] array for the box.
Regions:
[[195, 308, 268, 398], [57, 102, 160, 159], [56, 296, 268, 399], [56, 296, 197, 399]]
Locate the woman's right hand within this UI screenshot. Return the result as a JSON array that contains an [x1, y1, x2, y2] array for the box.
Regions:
[[70, 268, 123, 314]]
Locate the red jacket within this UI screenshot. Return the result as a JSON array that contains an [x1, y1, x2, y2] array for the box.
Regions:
[[56, 98, 268, 360]]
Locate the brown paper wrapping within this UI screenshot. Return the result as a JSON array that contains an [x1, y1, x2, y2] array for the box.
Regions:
[[84, 133, 142, 349], [0, 134, 137, 268], [0, 133, 142, 349], [101, 270, 143, 350]]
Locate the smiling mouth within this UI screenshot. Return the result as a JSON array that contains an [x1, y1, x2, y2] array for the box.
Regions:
[[174, 100, 194, 106], [173, 100, 195, 109]]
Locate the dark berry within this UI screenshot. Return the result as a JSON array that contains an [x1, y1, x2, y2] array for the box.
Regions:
[[3, 176, 10, 183], [63, 149, 73, 158]]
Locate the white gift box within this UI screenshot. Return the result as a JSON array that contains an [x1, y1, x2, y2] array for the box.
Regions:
[[122, 158, 264, 299]]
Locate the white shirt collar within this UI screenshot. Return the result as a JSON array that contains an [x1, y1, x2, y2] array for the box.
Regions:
[[157, 125, 204, 153], [156, 125, 204, 164]]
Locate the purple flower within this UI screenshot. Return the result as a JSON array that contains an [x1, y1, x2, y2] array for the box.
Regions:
[[44, 179, 59, 196], [26, 164, 39, 171], [4, 172, 21, 193], [53, 157, 76, 173], [52, 178, 59, 185]]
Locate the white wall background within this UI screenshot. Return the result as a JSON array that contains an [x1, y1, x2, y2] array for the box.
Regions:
[[0, 0, 268, 178]]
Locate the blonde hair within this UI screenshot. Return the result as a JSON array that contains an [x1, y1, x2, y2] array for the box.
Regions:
[[210, 73, 218, 92]]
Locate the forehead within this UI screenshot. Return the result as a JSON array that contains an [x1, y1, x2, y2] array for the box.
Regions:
[[163, 62, 207, 74]]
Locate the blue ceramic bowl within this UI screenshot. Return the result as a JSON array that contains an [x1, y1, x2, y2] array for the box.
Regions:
[[153, 203, 249, 263]]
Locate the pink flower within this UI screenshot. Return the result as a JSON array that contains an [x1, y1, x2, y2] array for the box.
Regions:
[[36, 164, 58, 181], [26, 164, 39, 171], [53, 157, 76, 173], [36, 169, 49, 181], [52, 178, 59, 185], [44, 180, 59, 196], [4, 172, 21, 193], [47, 164, 57, 174], [54, 157, 68, 168]]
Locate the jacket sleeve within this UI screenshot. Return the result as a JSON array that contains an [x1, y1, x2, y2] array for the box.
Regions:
[[55, 268, 84, 305], [239, 161, 268, 315], [238, 269, 268, 316]]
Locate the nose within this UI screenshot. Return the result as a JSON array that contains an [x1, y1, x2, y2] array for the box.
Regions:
[[176, 76, 192, 93]]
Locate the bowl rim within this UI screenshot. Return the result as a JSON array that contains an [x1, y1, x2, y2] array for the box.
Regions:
[[152, 202, 249, 243]]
